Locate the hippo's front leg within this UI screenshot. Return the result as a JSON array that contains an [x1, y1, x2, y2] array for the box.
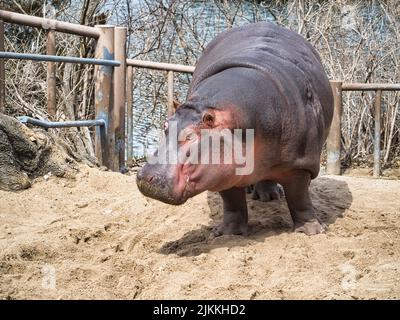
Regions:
[[213, 187, 248, 236], [281, 170, 326, 235]]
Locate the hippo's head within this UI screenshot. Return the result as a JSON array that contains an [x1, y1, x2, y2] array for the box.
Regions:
[[136, 101, 254, 205]]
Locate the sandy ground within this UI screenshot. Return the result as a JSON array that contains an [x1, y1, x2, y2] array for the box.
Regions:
[[0, 165, 399, 300]]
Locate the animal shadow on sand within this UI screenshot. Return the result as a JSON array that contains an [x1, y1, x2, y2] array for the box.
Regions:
[[159, 177, 352, 257]]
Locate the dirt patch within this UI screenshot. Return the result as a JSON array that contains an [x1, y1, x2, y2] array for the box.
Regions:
[[343, 167, 400, 180], [0, 165, 399, 299]]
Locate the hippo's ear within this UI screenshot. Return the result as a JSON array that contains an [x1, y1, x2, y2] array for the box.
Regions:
[[201, 110, 215, 128]]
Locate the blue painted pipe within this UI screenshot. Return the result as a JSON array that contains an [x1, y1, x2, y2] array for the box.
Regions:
[[17, 116, 106, 128], [0, 51, 120, 67]]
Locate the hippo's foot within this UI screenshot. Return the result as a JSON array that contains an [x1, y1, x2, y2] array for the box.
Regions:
[[215, 187, 249, 237], [250, 180, 282, 202], [281, 170, 326, 236], [213, 221, 248, 236], [294, 218, 326, 235]]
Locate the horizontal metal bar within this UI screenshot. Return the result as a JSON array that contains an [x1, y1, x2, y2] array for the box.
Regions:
[[0, 10, 100, 38], [0, 52, 120, 66], [126, 58, 195, 73], [342, 83, 400, 91], [18, 116, 105, 128]]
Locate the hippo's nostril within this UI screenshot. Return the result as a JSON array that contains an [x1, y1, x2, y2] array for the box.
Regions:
[[148, 176, 154, 183]]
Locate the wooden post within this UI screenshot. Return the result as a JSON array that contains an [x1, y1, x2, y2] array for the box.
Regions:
[[113, 27, 127, 171], [46, 29, 56, 117], [326, 81, 343, 175], [0, 0, 5, 113], [126, 66, 134, 164], [94, 25, 115, 170], [167, 70, 174, 117], [373, 90, 382, 178]]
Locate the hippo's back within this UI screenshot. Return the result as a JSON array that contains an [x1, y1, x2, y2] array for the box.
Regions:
[[190, 22, 333, 178]]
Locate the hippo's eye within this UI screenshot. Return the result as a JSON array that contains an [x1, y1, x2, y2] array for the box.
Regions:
[[202, 112, 215, 127]]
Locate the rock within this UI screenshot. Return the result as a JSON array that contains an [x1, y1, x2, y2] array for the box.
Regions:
[[75, 202, 89, 209], [103, 208, 113, 216], [43, 172, 53, 181], [119, 166, 129, 174], [0, 114, 81, 191]]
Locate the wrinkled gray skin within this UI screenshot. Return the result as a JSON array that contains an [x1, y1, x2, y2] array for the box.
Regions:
[[137, 22, 333, 235]]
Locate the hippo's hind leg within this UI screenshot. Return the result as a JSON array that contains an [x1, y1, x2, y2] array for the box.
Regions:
[[251, 180, 282, 202], [280, 171, 326, 235], [213, 187, 248, 236]]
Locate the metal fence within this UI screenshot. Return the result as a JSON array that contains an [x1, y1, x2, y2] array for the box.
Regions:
[[327, 82, 400, 177], [0, 10, 126, 172], [0, 9, 399, 177]]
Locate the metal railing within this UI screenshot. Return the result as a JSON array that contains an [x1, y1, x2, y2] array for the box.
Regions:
[[0, 9, 127, 172], [18, 116, 105, 128], [0, 10, 100, 38], [326, 82, 400, 177], [0, 51, 121, 66]]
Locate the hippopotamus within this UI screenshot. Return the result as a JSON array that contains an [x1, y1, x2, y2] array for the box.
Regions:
[[136, 22, 333, 235]]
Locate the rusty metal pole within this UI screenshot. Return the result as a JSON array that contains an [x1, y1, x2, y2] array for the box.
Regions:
[[373, 90, 382, 178], [126, 58, 195, 73], [126, 66, 134, 164], [94, 25, 115, 170], [113, 26, 127, 171], [46, 29, 56, 117], [0, 1, 5, 113], [326, 81, 343, 175], [0, 10, 100, 38], [167, 70, 174, 117]]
